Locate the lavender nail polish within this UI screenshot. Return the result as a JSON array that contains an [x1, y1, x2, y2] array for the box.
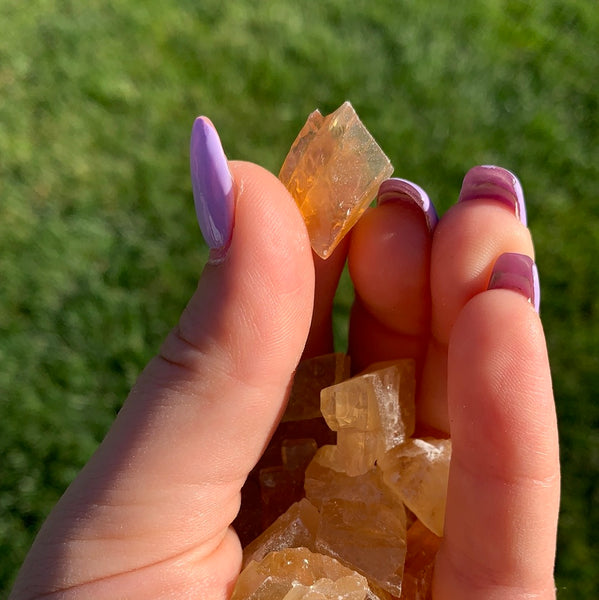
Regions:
[[377, 178, 439, 231], [488, 252, 540, 312], [190, 116, 235, 250], [459, 165, 527, 226]]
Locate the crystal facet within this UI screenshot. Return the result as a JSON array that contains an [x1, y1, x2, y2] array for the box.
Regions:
[[304, 446, 393, 511], [378, 437, 452, 537], [401, 519, 442, 599], [232, 547, 373, 600], [242, 499, 320, 567], [315, 499, 407, 597], [279, 102, 393, 259], [320, 361, 416, 475]]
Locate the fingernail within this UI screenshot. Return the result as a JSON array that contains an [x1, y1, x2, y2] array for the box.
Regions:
[[190, 116, 235, 251], [377, 178, 439, 231], [459, 165, 527, 226], [488, 252, 540, 312]]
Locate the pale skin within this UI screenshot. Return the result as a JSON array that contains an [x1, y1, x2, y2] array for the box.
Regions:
[[11, 161, 560, 599]]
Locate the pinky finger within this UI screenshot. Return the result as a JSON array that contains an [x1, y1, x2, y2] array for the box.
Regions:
[[434, 255, 560, 600]]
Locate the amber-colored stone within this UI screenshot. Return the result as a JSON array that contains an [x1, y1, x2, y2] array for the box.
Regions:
[[283, 353, 350, 423], [279, 102, 393, 259], [320, 361, 416, 475], [335, 429, 379, 477], [315, 499, 407, 597], [242, 498, 320, 567], [279, 109, 325, 186], [234, 348, 448, 599], [281, 575, 371, 600], [378, 438, 452, 537], [401, 519, 442, 600], [232, 547, 373, 600], [304, 446, 393, 510]]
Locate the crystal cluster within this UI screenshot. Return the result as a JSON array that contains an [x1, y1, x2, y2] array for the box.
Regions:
[[279, 102, 394, 259], [232, 546, 376, 600], [232, 355, 451, 599]]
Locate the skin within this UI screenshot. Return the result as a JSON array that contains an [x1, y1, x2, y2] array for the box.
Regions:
[[10, 161, 560, 599]]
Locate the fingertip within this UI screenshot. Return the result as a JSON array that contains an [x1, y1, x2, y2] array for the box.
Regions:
[[458, 165, 527, 226], [348, 201, 432, 336], [378, 177, 439, 231], [228, 160, 313, 273], [181, 159, 315, 381], [488, 252, 540, 314], [436, 289, 559, 599], [430, 202, 534, 344]]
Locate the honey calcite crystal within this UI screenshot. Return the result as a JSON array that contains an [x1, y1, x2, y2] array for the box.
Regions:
[[401, 520, 442, 600], [232, 547, 375, 600], [320, 360, 416, 476], [315, 498, 407, 597], [378, 438, 452, 538], [304, 446, 392, 510], [242, 499, 320, 567], [279, 102, 393, 259], [233, 351, 451, 599]]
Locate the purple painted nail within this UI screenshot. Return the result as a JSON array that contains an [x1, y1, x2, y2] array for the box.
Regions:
[[190, 116, 235, 250], [377, 178, 439, 231], [459, 165, 527, 226], [488, 252, 540, 312]]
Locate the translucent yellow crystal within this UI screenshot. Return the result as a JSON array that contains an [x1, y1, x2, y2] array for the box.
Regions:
[[279, 102, 393, 259], [234, 349, 449, 600], [304, 446, 393, 510], [242, 498, 320, 567], [281, 575, 371, 600], [335, 429, 379, 477], [315, 499, 407, 597], [320, 361, 416, 475], [378, 438, 452, 537], [401, 519, 442, 600], [232, 547, 374, 600]]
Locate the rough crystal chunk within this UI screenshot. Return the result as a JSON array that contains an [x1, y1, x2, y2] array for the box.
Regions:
[[232, 547, 374, 600], [335, 429, 379, 477], [243, 498, 320, 567], [281, 576, 371, 600], [234, 344, 448, 599], [315, 499, 407, 597], [378, 438, 452, 537], [279, 102, 393, 259], [304, 446, 393, 510], [401, 519, 442, 600], [320, 361, 416, 475]]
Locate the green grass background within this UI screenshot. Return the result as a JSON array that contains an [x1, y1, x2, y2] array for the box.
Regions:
[[1, 0, 597, 596]]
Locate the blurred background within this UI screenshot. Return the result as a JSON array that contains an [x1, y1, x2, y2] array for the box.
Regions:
[[1, 0, 597, 596]]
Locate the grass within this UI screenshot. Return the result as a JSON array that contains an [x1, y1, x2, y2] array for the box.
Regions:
[[1, 0, 598, 596]]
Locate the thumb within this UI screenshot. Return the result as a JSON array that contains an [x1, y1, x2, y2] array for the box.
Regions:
[[11, 127, 315, 597]]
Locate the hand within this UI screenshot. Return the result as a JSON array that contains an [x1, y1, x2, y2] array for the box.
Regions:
[[11, 119, 560, 599]]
